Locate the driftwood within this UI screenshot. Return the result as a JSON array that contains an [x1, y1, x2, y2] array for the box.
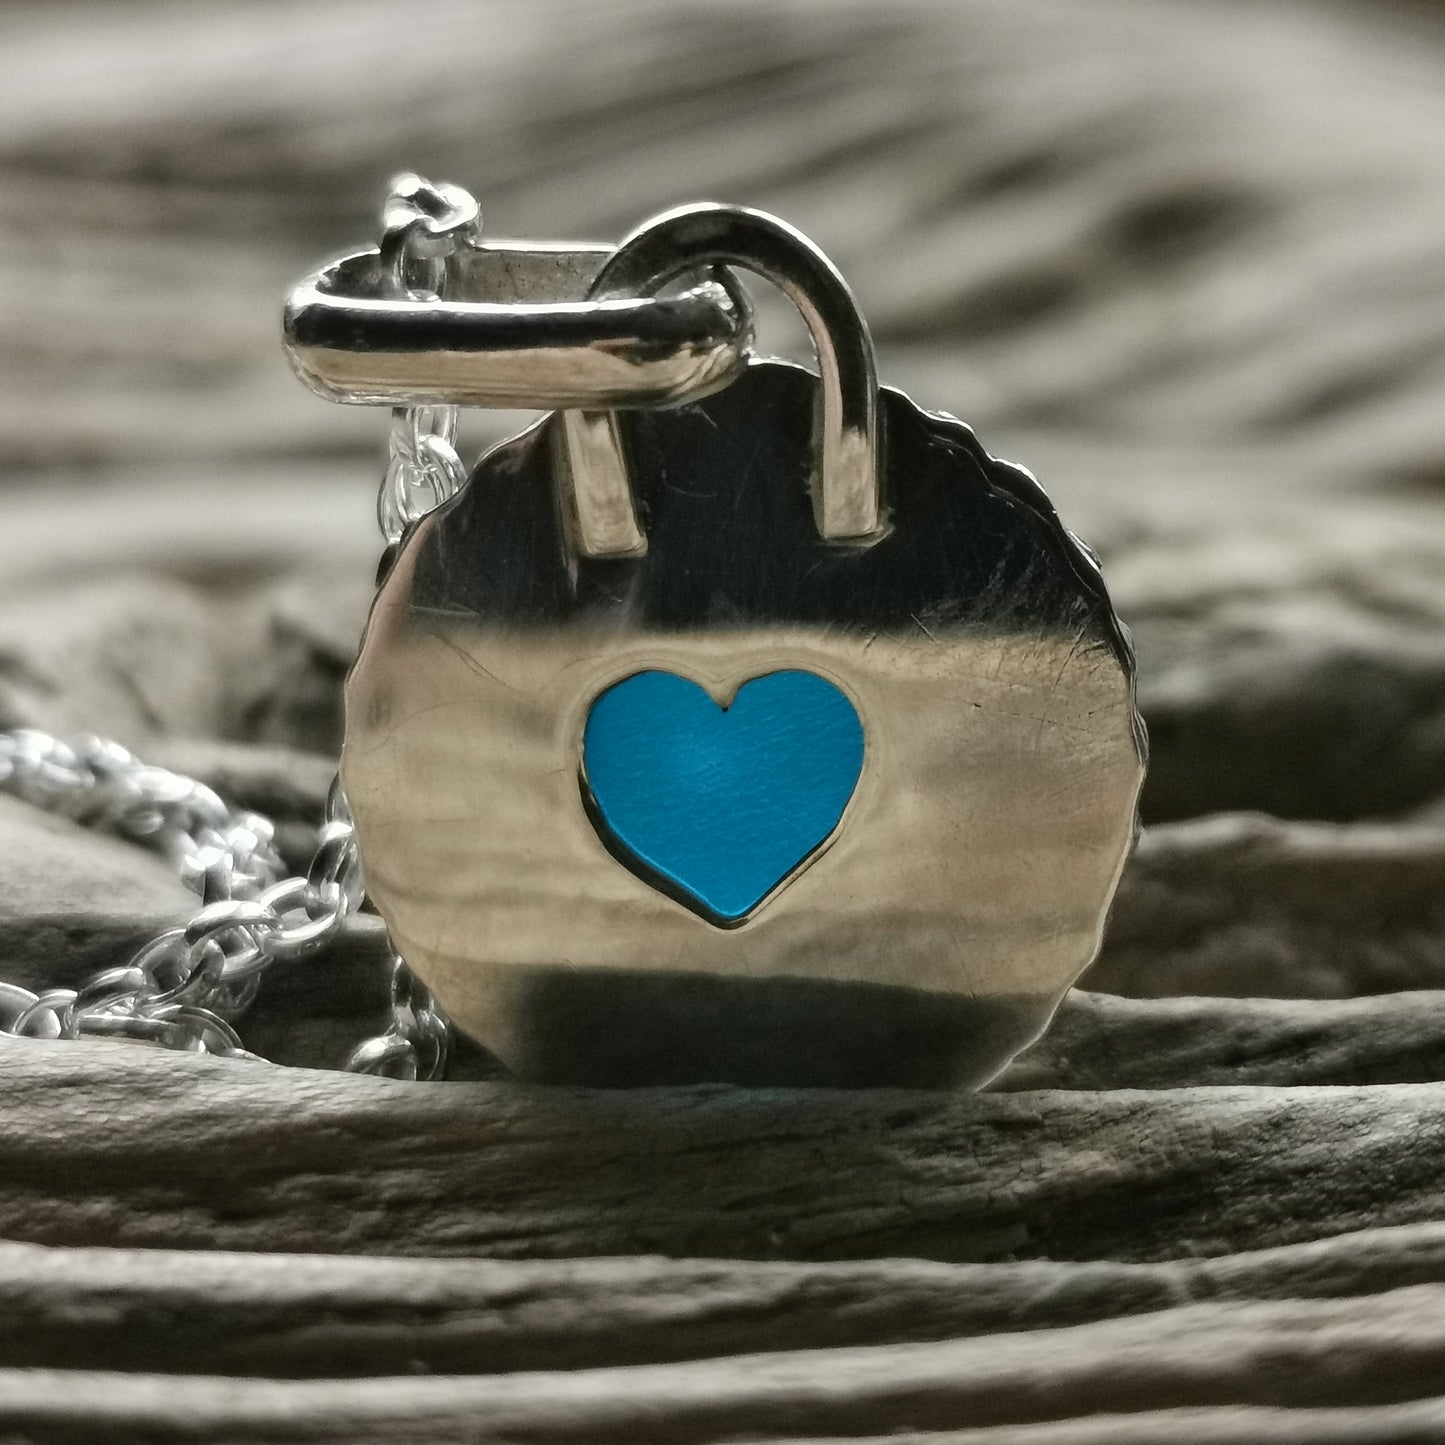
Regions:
[[1091, 814, 1445, 998], [4, 1040, 1444, 1264], [2, 1222, 1445, 1377], [5, 1400, 1445, 1445], [1003, 989, 1445, 1090], [4, 1289, 1445, 1444]]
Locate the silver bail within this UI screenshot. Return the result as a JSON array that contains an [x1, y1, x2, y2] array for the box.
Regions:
[[560, 203, 885, 555]]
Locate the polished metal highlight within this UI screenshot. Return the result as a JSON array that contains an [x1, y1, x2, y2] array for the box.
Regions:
[[342, 202, 1146, 1090], [284, 242, 754, 411], [373, 176, 473, 546], [563, 203, 883, 549], [378, 171, 482, 295], [554, 407, 647, 558], [346, 364, 1145, 1090], [0, 187, 1147, 1094], [380, 405, 468, 546]]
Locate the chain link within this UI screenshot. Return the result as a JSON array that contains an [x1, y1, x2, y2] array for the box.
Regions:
[[379, 405, 468, 545], [0, 729, 450, 1079], [376, 174, 480, 545]]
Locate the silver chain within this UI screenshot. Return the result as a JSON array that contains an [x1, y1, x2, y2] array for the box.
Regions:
[[0, 729, 450, 1079], [0, 177, 488, 1079], [376, 173, 479, 545], [379, 404, 468, 545]]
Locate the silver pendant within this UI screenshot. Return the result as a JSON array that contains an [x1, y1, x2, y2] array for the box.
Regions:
[[287, 196, 1146, 1089]]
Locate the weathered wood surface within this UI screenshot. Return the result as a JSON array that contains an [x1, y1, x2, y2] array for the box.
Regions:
[[1093, 814, 1445, 998], [9, 1400, 1445, 1445], [4, 1222, 1445, 1376], [6, 1288, 1445, 1443], [4, 1040, 1445, 1264], [5, 0, 1445, 1438], [1003, 989, 1445, 1090]]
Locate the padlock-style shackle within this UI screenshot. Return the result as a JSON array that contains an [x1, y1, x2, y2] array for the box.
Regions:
[[560, 204, 884, 555]]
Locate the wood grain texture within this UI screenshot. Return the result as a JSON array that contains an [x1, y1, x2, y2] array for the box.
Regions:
[[1089, 813, 1445, 998], [2, 1040, 1443, 1263], [5, 1289, 1445, 1443], [1001, 989, 1445, 1090], [7, 1401, 1445, 1445], [3, 1222, 1445, 1376]]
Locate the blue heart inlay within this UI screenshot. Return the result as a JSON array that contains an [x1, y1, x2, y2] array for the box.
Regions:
[[582, 670, 864, 925]]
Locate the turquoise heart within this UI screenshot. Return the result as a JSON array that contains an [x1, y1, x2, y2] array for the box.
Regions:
[[582, 670, 864, 924]]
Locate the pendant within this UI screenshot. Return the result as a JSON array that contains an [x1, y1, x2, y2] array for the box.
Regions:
[[287, 195, 1146, 1089]]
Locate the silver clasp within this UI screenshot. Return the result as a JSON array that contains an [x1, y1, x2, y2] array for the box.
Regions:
[[283, 212, 753, 412]]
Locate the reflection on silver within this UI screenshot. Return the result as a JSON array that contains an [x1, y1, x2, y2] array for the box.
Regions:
[[284, 243, 753, 410], [560, 204, 884, 551], [344, 354, 1147, 1089], [554, 408, 647, 558], [378, 171, 482, 296]]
